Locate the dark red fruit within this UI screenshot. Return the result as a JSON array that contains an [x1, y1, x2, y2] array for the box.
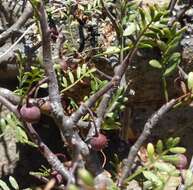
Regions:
[[175, 154, 188, 169], [90, 133, 108, 151], [20, 104, 41, 124]]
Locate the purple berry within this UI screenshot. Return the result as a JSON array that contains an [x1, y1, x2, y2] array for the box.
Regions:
[[20, 104, 41, 124]]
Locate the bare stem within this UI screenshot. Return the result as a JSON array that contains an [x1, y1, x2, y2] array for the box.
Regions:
[[118, 99, 176, 187]]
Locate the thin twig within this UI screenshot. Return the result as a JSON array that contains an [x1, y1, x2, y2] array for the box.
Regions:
[[71, 77, 118, 124], [0, 95, 19, 117], [37, 0, 89, 157], [178, 66, 188, 80], [118, 99, 176, 187], [0, 23, 35, 60], [44, 178, 56, 190], [95, 68, 112, 80], [168, 0, 178, 13], [0, 88, 20, 105], [101, 0, 120, 40], [0, 2, 33, 44], [0, 95, 73, 183]]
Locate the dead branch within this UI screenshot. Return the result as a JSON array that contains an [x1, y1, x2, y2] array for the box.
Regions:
[[0, 2, 33, 45]]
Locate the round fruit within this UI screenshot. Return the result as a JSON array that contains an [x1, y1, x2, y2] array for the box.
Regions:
[[20, 104, 41, 123], [90, 133, 108, 151], [175, 154, 188, 169]]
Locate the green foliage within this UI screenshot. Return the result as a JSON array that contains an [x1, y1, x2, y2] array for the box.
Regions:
[[145, 17, 185, 101], [29, 165, 51, 179], [102, 86, 128, 130], [0, 113, 36, 147], [188, 72, 193, 93], [15, 52, 44, 96], [60, 64, 96, 92], [126, 137, 190, 190], [0, 176, 19, 190]]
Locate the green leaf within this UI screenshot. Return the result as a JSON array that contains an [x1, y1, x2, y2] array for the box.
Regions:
[[188, 72, 193, 91], [139, 7, 146, 26], [185, 170, 193, 187], [78, 169, 94, 186], [156, 40, 167, 51], [144, 32, 157, 38], [68, 71, 74, 84], [149, 60, 162, 69], [123, 22, 136, 36], [77, 66, 81, 79], [166, 137, 174, 148], [0, 180, 10, 190], [0, 118, 7, 130], [163, 27, 172, 39], [163, 61, 178, 77], [172, 137, 180, 147], [167, 52, 181, 65], [82, 64, 87, 75], [67, 184, 79, 190], [105, 46, 120, 55], [91, 80, 98, 91], [169, 147, 186, 154], [15, 126, 28, 143], [139, 43, 153, 49], [153, 12, 163, 22], [154, 162, 176, 174], [156, 140, 163, 154], [147, 143, 155, 159], [62, 77, 68, 88], [149, 5, 155, 19], [9, 176, 19, 190], [143, 171, 162, 186], [176, 27, 186, 36], [162, 155, 179, 163], [149, 26, 162, 36], [40, 83, 48, 88], [141, 39, 156, 47], [159, 18, 170, 25], [164, 37, 181, 57]]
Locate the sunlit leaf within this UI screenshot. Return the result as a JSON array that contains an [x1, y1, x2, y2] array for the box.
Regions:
[[9, 176, 19, 190], [156, 140, 163, 154], [123, 22, 136, 36], [185, 170, 193, 187], [68, 71, 74, 84], [143, 171, 163, 186], [149, 60, 162, 69], [154, 162, 176, 174], [169, 147, 186, 154], [188, 72, 193, 92], [77, 66, 81, 79], [82, 64, 87, 75], [62, 77, 68, 88], [0, 180, 10, 190]]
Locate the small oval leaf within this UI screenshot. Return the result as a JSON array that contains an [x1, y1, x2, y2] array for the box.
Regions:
[[82, 64, 87, 75], [0, 180, 10, 190], [156, 140, 163, 154], [123, 22, 136, 36], [9, 176, 19, 190], [188, 72, 193, 91], [147, 143, 155, 159], [149, 60, 162, 69], [76, 66, 81, 79], [143, 171, 162, 186], [169, 147, 186, 154], [62, 77, 68, 88], [68, 71, 74, 84]]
